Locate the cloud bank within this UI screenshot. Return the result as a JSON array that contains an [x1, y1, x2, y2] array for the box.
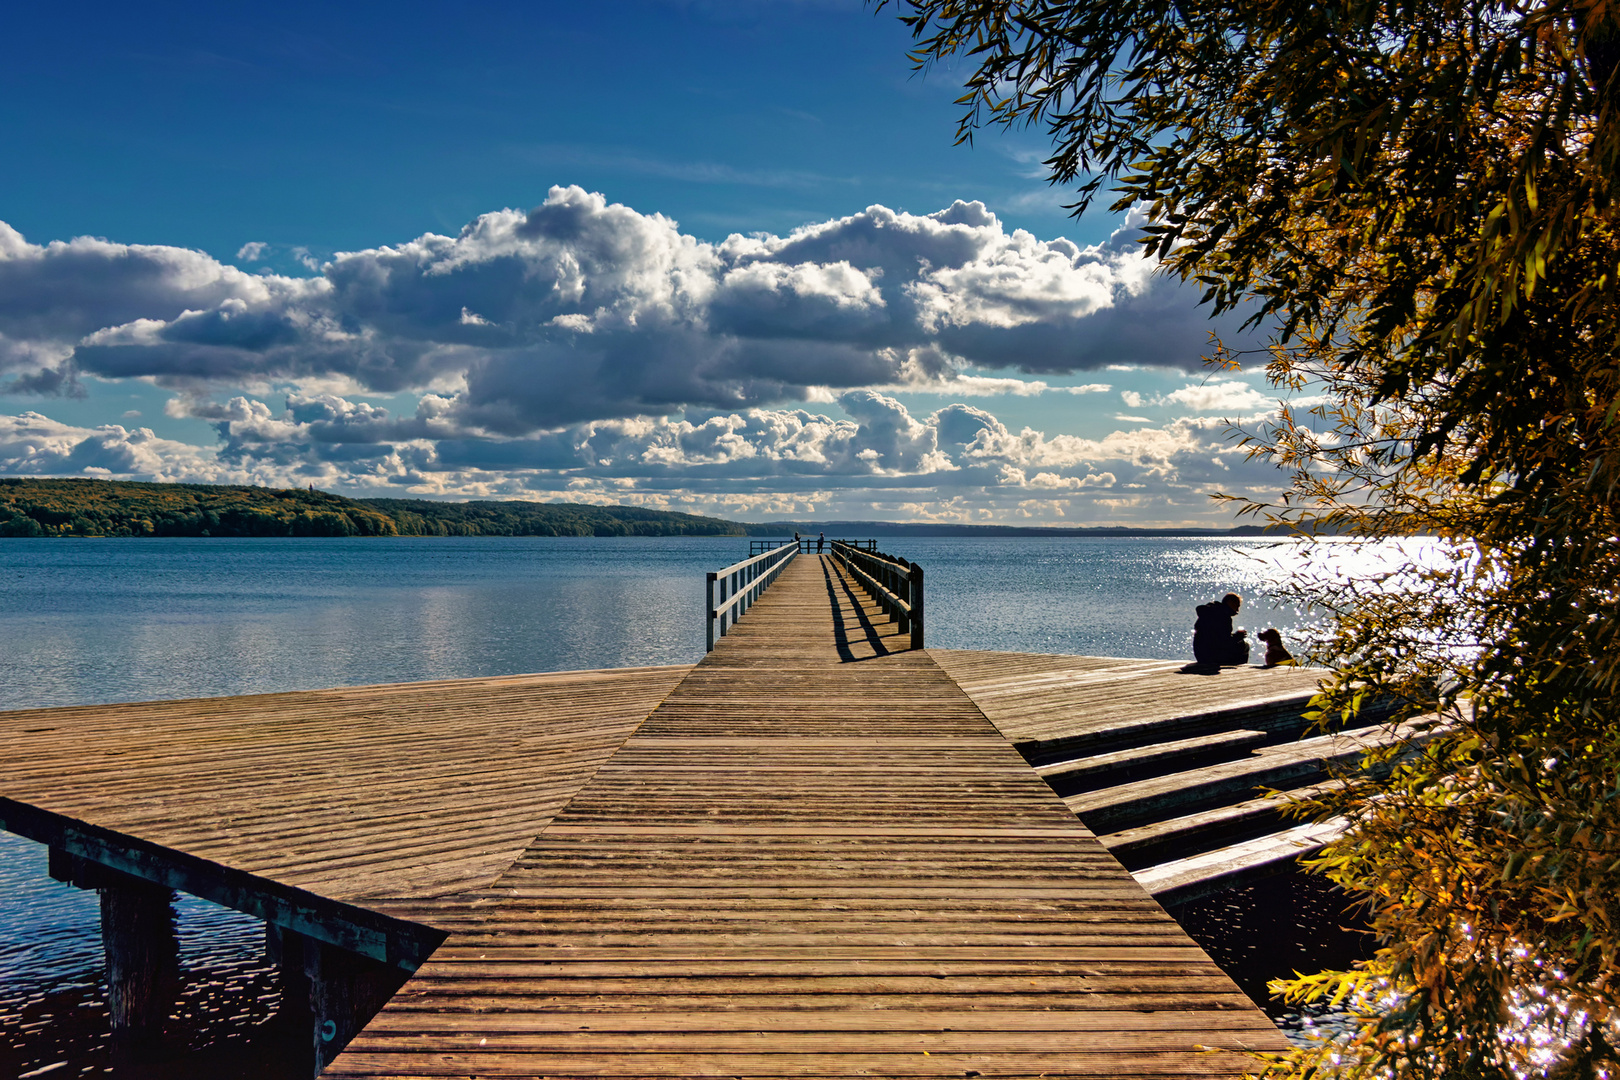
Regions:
[[0, 188, 1244, 427], [0, 190, 1286, 524], [0, 387, 1287, 524]]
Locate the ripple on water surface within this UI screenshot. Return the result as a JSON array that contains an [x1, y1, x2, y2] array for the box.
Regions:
[[0, 833, 293, 1077], [1176, 868, 1374, 1047]]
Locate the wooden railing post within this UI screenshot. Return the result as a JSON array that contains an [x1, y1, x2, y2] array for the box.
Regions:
[[706, 543, 797, 650], [827, 542, 924, 651], [910, 560, 925, 649], [706, 571, 717, 652], [894, 559, 910, 637]]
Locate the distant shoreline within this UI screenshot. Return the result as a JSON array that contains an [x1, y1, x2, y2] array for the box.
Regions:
[[0, 476, 1329, 540], [0, 478, 743, 539]]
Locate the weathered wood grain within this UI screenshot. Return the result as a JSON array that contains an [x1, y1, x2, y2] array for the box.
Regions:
[[930, 650, 1324, 764], [327, 556, 1287, 1078], [0, 665, 689, 899], [932, 643, 1418, 908]]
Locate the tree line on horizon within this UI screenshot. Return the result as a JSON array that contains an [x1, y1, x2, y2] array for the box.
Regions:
[[0, 479, 746, 539]]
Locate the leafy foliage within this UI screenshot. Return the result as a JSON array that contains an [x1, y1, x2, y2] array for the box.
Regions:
[[887, 0, 1620, 1074], [0, 478, 402, 538], [0, 480, 747, 539]]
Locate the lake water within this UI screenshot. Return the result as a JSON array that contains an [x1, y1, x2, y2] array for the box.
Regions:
[[0, 535, 1362, 1073], [0, 534, 1324, 710]]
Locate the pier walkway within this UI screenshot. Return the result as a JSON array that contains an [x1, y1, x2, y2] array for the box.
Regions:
[[1, 553, 1313, 1077]]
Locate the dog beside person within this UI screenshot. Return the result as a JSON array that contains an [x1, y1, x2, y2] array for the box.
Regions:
[[1192, 591, 1295, 667]]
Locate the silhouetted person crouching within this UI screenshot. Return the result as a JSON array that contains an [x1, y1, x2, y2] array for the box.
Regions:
[[1193, 592, 1250, 666]]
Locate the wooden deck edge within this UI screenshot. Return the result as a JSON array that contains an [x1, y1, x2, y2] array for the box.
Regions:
[[1139, 819, 1348, 909], [0, 797, 448, 970], [0, 662, 698, 718], [1007, 695, 1324, 766]]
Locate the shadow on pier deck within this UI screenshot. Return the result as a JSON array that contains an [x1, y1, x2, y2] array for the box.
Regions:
[[931, 651, 1412, 908], [0, 552, 1378, 1077]]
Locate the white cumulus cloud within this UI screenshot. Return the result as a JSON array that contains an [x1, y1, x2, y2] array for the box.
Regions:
[[1160, 380, 1270, 412], [0, 189, 1257, 428]]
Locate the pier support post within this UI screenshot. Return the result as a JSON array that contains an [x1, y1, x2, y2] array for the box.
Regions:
[[276, 927, 411, 1075], [101, 879, 180, 1057], [48, 847, 179, 1060], [267, 923, 317, 1076]]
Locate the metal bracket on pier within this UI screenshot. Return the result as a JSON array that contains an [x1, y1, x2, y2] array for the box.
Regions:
[[271, 924, 413, 1075]]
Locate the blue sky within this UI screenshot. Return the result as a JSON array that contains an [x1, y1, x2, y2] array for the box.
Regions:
[[0, 0, 1288, 525]]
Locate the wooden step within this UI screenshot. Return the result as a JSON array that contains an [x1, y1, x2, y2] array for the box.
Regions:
[[1097, 780, 1348, 871], [1065, 722, 1420, 834], [1133, 818, 1349, 908], [1014, 693, 1322, 765], [1036, 729, 1269, 796]]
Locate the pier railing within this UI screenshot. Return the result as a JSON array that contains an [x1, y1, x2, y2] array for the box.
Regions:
[[830, 540, 924, 649], [750, 538, 878, 556], [706, 544, 797, 651]]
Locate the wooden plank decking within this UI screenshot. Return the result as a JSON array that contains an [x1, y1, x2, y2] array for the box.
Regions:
[[1, 553, 1297, 1076], [0, 666, 690, 902], [930, 647, 1383, 908], [930, 651, 1323, 765], [328, 556, 1288, 1077]]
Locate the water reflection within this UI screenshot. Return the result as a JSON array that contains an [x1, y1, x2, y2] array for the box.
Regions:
[[0, 537, 737, 709], [1175, 869, 1374, 1047], [904, 536, 1328, 658], [0, 535, 1457, 710]]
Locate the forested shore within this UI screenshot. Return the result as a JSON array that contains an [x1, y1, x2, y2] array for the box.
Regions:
[[0, 479, 746, 538], [0, 478, 1322, 540]]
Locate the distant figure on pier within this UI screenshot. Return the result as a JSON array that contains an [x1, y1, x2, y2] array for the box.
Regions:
[[1192, 592, 1249, 666], [1256, 627, 1295, 667], [817, 531, 825, 553]]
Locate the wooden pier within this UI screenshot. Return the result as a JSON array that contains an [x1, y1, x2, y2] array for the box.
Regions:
[[0, 551, 1363, 1077]]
